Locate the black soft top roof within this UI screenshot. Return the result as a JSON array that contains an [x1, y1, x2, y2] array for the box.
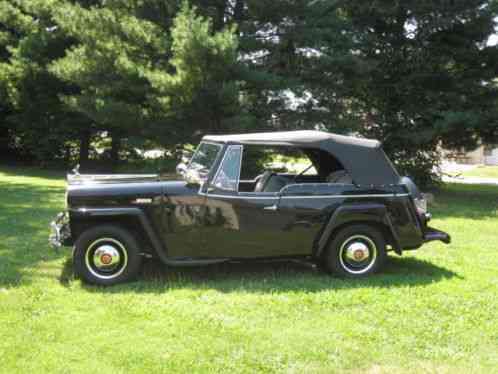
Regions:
[[202, 130, 400, 185]]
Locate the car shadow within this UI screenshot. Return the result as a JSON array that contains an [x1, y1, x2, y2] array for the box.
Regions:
[[60, 255, 461, 294]]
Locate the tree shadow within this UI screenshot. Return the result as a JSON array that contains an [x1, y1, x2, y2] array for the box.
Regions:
[[0, 164, 67, 181], [60, 255, 461, 294]]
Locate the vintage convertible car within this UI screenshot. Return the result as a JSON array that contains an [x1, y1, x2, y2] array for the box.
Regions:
[[49, 130, 450, 285]]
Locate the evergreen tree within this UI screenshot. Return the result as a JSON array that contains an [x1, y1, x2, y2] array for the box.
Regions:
[[0, 0, 89, 165], [49, 0, 176, 167], [50, 1, 241, 166], [336, 0, 498, 184], [0, 0, 496, 182]]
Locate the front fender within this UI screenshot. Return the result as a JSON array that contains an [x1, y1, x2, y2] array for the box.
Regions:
[[316, 203, 401, 256], [70, 207, 169, 262]]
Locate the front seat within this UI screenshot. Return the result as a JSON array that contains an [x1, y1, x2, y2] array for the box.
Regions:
[[263, 175, 289, 192], [327, 169, 353, 184], [254, 171, 274, 192], [254, 171, 289, 192]]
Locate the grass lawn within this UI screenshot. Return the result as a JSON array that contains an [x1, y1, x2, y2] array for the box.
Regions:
[[461, 165, 498, 179], [1, 166, 497, 373]]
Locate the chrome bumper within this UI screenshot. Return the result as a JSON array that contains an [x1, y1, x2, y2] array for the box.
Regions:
[[49, 212, 71, 250], [423, 227, 451, 244]]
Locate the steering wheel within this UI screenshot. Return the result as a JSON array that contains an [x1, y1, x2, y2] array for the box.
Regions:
[[254, 170, 274, 192]]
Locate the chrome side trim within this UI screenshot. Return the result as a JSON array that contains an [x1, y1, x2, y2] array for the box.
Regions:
[[279, 182, 354, 194], [281, 193, 410, 199], [199, 192, 408, 200], [199, 192, 278, 199]]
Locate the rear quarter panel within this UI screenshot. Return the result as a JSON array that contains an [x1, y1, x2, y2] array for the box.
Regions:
[[278, 183, 424, 255]]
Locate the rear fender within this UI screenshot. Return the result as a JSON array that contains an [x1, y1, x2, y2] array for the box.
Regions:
[[316, 203, 401, 257]]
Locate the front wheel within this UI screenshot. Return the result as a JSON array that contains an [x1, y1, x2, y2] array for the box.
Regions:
[[323, 225, 387, 278], [73, 225, 143, 285]]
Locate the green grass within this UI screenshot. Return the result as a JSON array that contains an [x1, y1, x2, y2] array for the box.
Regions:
[[461, 165, 498, 179], [1, 166, 497, 373]]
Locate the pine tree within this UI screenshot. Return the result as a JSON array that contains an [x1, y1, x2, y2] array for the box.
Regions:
[[0, 0, 88, 165], [49, 1, 243, 164], [336, 0, 498, 184]]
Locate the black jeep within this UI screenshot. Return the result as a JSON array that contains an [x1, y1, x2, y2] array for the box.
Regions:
[[50, 130, 450, 285]]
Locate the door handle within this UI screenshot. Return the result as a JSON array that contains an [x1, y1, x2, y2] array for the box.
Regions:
[[263, 204, 278, 211]]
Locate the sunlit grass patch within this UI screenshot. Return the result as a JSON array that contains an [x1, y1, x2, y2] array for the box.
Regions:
[[0, 166, 497, 373]]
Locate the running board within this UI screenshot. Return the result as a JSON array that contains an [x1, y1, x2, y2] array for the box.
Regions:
[[162, 257, 229, 266]]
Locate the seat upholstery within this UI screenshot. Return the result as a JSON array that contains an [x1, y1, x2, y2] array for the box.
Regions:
[[254, 171, 290, 192], [254, 171, 274, 192], [326, 170, 353, 184], [263, 175, 289, 192]]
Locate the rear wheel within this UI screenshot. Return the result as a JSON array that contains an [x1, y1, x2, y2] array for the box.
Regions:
[[73, 225, 143, 285], [323, 224, 387, 278]]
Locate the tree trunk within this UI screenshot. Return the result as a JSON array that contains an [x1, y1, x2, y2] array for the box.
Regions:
[[79, 130, 90, 171], [64, 144, 72, 164], [110, 133, 121, 171], [213, 1, 226, 32], [233, 0, 244, 22]]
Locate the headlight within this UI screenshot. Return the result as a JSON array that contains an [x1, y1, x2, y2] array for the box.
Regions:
[[414, 196, 431, 222], [414, 196, 427, 214]]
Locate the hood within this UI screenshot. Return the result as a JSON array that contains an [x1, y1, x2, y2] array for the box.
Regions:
[[66, 174, 199, 208], [67, 180, 165, 207]]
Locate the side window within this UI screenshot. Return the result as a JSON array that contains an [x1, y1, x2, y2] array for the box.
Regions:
[[212, 145, 242, 191], [240, 145, 317, 180]]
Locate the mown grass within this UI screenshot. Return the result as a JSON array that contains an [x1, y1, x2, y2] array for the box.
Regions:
[[461, 165, 498, 179], [0, 166, 497, 373]]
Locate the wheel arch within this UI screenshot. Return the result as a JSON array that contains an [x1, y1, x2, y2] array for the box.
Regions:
[[315, 203, 401, 258], [69, 207, 168, 260]]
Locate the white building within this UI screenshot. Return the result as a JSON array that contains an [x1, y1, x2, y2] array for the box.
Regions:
[[444, 144, 498, 165]]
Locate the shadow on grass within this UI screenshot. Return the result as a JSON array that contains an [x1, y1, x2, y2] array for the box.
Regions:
[[1, 167, 473, 291], [59, 255, 461, 294], [0, 164, 67, 181]]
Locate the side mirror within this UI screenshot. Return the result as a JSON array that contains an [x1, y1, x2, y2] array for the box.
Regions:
[[176, 162, 187, 176], [72, 164, 81, 176], [181, 152, 192, 163], [184, 168, 202, 186]]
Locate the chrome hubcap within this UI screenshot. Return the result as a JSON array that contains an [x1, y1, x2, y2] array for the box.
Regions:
[[345, 242, 370, 263], [85, 238, 128, 280], [339, 235, 377, 274], [93, 245, 121, 269]]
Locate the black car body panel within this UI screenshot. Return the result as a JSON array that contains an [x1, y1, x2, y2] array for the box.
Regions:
[[50, 130, 450, 270]]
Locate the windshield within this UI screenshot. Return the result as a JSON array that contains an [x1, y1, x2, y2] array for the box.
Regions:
[[188, 142, 222, 174]]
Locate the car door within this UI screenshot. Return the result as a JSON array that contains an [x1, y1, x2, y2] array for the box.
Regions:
[[200, 145, 314, 258]]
